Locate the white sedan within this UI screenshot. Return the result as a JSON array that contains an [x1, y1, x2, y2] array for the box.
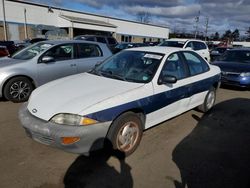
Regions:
[[19, 47, 221, 156]]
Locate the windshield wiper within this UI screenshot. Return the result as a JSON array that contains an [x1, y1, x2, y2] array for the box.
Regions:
[[99, 70, 127, 81]]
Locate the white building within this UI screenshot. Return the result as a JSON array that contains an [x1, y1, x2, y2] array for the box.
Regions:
[[0, 0, 169, 43]]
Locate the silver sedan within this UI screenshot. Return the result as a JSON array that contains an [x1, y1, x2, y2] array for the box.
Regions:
[[0, 40, 112, 102]]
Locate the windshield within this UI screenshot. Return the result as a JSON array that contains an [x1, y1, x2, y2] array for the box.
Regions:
[[12, 42, 53, 60], [219, 50, 250, 63], [90, 50, 164, 83], [159, 41, 185, 48]]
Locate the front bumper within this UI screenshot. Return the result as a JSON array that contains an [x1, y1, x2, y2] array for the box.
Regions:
[[221, 74, 250, 88], [18, 103, 112, 154]]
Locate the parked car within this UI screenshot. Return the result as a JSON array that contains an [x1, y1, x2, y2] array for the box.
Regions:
[[19, 47, 221, 156], [213, 48, 250, 88], [0, 45, 9, 57], [74, 35, 118, 53], [0, 40, 112, 102], [0, 41, 18, 55], [210, 47, 232, 62], [159, 38, 211, 62], [113, 42, 148, 53]]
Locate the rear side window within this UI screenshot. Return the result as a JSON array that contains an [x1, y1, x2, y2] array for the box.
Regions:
[[96, 37, 107, 43], [107, 37, 117, 45], [182, 52, 209, 76], [77, 43, 103, 58], [193, 42, 207, 50]]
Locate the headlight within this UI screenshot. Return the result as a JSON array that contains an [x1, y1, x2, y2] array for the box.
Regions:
[[240, 72, 250, 77], [50, 113, 98, 126]]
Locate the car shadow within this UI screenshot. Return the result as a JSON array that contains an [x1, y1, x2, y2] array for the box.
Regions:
[[64, 139, 133, 188], [172, 98, 250, 188]]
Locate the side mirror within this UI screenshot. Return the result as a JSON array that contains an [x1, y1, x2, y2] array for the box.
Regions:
[[41, 56, 55, 63], [158, 75, 177, 85]]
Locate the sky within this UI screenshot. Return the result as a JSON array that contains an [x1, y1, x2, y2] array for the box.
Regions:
[[25, 0, 250, 37]]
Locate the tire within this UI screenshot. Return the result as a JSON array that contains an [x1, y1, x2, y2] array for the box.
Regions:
[[198, 87, 216, 112], [107, 112, 143, 156], [3, 77, 34, 103]]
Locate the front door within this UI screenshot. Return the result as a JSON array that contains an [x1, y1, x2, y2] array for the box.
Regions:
[[37, 43, 77, 86]]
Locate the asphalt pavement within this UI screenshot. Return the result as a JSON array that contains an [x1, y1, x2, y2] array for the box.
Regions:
[[0, 87, 249, 188]]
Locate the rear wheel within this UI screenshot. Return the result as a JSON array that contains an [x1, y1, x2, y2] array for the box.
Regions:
[[198, 87, 216, 112], [3, 77, 34, 103], [107, 112, 143, 156]]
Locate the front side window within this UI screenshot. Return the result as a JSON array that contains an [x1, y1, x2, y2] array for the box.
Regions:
[[161, 53, 187, 80], [12, 42, 53, 60], [77, 44, 102, 58], [182, 52, 209, 76], [43, 44, 74, 61], [90, 51, 164, 83]]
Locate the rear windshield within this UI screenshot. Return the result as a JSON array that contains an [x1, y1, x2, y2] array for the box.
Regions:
[[159, 41, 185, 48]]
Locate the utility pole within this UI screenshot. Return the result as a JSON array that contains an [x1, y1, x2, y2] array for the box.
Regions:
[[194, 11, 200, 39], [1, 0, 8, 40], [24, 8, 28, 39], [204, 17, 209, 41]]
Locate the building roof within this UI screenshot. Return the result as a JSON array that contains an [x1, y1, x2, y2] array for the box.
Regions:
[[7, 0, 169, 29], [60, 15, 117, 28]]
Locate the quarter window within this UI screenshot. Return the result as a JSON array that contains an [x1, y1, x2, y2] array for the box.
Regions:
[[161, 53, 187, 80], [183, 52, 209, 76], [77, 44, 102, 58], [43, 44, 74, 61]]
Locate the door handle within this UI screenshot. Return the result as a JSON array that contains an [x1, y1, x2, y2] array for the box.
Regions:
[[70, 64, 76, 67]]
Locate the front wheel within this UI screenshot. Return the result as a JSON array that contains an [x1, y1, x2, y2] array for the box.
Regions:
[[107, 112, 143, 156], [198, 87, 216, 112], [3, 77, 34, 103]]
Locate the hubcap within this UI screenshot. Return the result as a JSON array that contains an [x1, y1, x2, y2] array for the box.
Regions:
[[116, 121, 140, 152], [206, 91, 215, 110], [10, 81, 31, 100]]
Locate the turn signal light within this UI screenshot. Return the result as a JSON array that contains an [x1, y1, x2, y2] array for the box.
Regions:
[[61, 137, 80, 145]]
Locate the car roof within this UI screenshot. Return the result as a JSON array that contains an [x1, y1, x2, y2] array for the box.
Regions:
[[126, 46, 189, 55], [38, 40, 104, 45], [167, 38, 205, 42]]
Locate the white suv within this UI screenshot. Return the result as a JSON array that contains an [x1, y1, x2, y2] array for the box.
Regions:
[[159, 38, 210, 62]]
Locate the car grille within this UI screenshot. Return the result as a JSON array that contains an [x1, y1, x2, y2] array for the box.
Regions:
[[221, 71, 240, 76], [25, 128, 54, 145]]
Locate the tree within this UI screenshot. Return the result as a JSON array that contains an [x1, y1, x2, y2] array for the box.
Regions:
[[246, 27, 250, 38], [136, 11, 151, 24], [213, 32, 220, 40], [222, 30, 232, 40], [232, 29, 240, 41]]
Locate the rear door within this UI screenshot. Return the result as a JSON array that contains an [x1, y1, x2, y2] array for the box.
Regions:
[[37, 43, 77, 86], [74, 43, 105, 73], [180, 51, 211, 109]]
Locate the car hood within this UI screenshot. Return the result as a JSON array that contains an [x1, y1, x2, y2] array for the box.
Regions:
[[0, 57, 26, 68], [213, 61, 250, 73], [27, 73, 144, 121]]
